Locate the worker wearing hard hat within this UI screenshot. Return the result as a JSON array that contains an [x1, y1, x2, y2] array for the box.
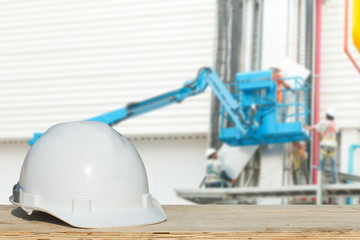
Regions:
[[204, 148, 237, 188], [290, 141, 309, 185], [271, 67, 292, 123], [303, 108, 338, 183], [271, 67, 292, 104]]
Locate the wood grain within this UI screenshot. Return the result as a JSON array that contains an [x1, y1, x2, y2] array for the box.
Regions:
[[1, 204, 360, 239]]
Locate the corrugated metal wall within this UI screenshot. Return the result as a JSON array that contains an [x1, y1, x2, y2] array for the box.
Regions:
[[322, 0, 360, 128], [0, 0, 216, 139], [298, 0, 308, 67]]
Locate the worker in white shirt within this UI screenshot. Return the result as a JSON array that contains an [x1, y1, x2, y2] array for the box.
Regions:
[[204, 148, 237, 188], [303, 108, 338, 183]]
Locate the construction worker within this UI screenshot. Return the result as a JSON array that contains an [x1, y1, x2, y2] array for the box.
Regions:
[[271, 67, 292, 122], [271, 67, 292, 103], [291, 142, 309, 185], [303, 108, 338, 183], [204, 148, 237, 188]]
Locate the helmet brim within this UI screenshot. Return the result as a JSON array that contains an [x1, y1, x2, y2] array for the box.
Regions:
[[10, 195, 166, 228]]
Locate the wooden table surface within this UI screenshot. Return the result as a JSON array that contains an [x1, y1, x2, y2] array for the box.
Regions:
[[1, 204, 360, 239]]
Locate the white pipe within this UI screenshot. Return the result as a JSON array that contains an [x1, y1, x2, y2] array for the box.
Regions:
[[244, 0, 255, 71], [256, 0, 264, 70]]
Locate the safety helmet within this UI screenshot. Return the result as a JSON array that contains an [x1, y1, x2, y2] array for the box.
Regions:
[[270, 66, 281, 72], [326, 108, 336, 118], [10, 121, 166, 228], [205, 148, 217, 159]]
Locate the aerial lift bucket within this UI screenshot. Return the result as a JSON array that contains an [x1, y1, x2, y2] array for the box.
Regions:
[[219, 70, 310, 146]]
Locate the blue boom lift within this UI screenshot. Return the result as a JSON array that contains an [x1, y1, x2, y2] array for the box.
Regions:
[[29, 67, 310, 146]]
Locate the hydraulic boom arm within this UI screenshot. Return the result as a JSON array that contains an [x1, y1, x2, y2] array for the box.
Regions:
[[29, 67, 247, 145]]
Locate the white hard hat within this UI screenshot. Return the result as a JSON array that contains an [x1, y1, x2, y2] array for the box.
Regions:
[[326, 108, 336, 118], [270, 66, 281, 72], [10, 121, 166, 228], [206, 148, 217, 158]]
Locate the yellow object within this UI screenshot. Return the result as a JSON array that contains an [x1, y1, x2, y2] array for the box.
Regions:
[[354, 0, 360, 52], [320, 148, 336, 160], [292, 149, 308, 171]]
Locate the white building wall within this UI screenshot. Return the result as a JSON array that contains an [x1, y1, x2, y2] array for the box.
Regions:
[[0, 0, 216, 204], [322, 0, 360, 174], [322, 0, 360, 129], [4, 0, 360, 206], [0, 0, 215, 139]]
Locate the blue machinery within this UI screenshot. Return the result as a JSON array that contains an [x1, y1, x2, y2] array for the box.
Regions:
[[29, 67, 310, 146], [348, 143, 360, 204], [220, 70, 310, 145]]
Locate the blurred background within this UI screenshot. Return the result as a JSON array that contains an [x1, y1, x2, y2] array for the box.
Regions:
[[1, 0, 360, 205]]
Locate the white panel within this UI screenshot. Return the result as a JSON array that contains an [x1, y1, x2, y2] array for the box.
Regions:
[[261, 0, 288, 68], [0, 137, 207, 204], [0, 0, 216, 139], [321, 0, 360, 129], [134, 137, 207, 204], [257, 144, 285, 204], [218, 144, 258, 179]]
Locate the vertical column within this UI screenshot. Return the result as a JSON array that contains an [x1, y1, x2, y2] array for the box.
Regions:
[[243, 0, 255, 71], [257, 144, 285, 204], [261, 0, 288, 68], [312, 0, 322, 184], [258, 0, 289, 204]]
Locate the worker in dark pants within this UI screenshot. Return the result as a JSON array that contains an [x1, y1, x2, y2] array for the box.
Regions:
[[204, 148, 236, 188]]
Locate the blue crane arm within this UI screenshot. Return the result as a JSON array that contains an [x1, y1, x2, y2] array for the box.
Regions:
[[29, 67, 246, 145], [87, 88, 194, 126], [200, 68, 246, 134], [87, 67, 212, 126]]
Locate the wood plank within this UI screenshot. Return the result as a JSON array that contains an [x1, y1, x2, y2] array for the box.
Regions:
[[1, 204, 360, 239]]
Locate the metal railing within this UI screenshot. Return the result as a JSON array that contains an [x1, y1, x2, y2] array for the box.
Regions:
[[277, 76, 311, 125]]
